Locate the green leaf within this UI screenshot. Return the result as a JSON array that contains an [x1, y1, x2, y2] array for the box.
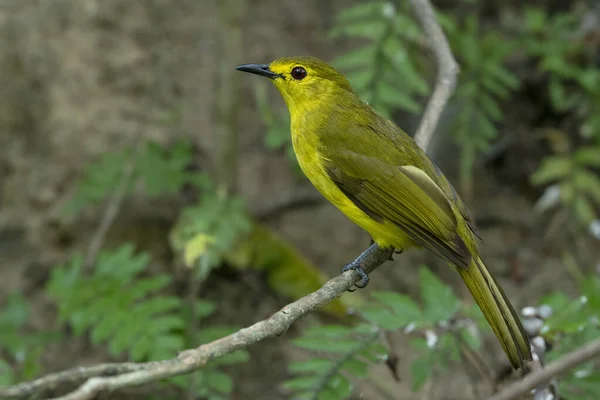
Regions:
[[195, 300, 217, 319], [289, 359, 334, 374], [207, 371, 234, 394], [524, 7, 547, 32], [370, 291, 422, 325], [575, 169, 600, 204], [531, 156, 572, 185], [483, 63, 520, 91], [420, 266, 460, 323], [377, 82, 421, 113], [136, 140, 194, 196], [564, 373, 600, 398], [0, 359, 15, 386], [575, 147, 600, 167], [341, 358, 369, 378], [345, 69, 374, 94], [574, 196, 596, 225], [359, 305, 405, 330], [543, 297, 588, 333], [333, 45, 378, 70], [0, 293, 30, 329], [581, 276, 600, 312], [65, 151, 129, 213], [326, 374, 352, 398], [359, 342, 388, 362], [410, 356, 432, 391], [479, 92, 502, 121], [330, 20, 387, 40], [334, 2, 387, 23], [282, 376, 320, 391]]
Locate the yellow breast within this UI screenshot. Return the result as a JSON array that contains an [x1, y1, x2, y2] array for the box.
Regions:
[[290, 125, 412, 250]]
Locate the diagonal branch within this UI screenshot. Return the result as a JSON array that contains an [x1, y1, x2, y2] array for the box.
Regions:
[[487, 338, 600, 400]]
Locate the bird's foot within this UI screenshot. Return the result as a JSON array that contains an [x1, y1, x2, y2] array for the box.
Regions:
[[341, 261, 370, 291], [389, 249, 403, 261], [341, 242, 381, 291]]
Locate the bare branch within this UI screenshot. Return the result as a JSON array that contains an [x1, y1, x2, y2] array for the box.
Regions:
[[409, 0, 459, 152], [0, 363, 153, 399], [488, 338, 600, 400]]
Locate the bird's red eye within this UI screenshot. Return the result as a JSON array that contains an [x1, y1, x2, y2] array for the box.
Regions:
[[291, 66, 307, 80]]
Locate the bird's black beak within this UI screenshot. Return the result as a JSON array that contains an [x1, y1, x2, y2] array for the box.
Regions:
[[235, 63, 279, 79]]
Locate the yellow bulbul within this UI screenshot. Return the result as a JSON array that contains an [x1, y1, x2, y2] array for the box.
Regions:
[[236, 56, 532, 369]]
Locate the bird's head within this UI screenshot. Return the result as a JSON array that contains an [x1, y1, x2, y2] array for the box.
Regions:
[[236, 56, 354, 110]]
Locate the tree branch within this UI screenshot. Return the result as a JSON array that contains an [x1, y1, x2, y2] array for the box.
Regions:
[[0, 250, 391, 400], [488, 338, 600, 400], [409, 0, 459, 152]]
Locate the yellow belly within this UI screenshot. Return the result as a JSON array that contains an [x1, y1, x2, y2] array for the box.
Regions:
[[292, 134, 414, 250]]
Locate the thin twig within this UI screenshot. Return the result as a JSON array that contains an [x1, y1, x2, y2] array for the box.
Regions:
[[0, 250, 391, 400], [409, 0, 459, 152], [487, 338, 600, 400], [81, 136, 143, 273]]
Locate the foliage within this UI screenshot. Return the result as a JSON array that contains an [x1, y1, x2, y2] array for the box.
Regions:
[[170, 186, 252, 281], [47, 244, 185, 361], [523, 7, 600, 234], [283, 324, 384, 400], [531, 143, 600, 226], [66, 139, 204, 214], [330, 1, 429, 118], [536, 274, 600, 400], [440, 14, 520, 196], [0, 293, 59, 385], [522, 8, 584, 115], [167, 302, 250, 400], [46, 244, 249, 398], [284, 266, 483, 399], [66, 137, 253, 283]]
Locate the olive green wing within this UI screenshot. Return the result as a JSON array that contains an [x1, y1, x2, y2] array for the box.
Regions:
[[325, 149, 471, 268]]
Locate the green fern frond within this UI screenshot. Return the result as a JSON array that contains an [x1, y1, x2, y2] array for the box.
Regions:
[[170, 190, 252, 280], [65, 139, 203, 215], [444, 14, 519, 196], [0, 293, 59, 383], [46, 244, 184, 361], [284, 324, 382, 400], [330, 1, 429, 118]]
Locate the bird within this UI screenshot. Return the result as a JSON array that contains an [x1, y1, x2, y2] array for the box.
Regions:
[[236, 56, 532, 369]]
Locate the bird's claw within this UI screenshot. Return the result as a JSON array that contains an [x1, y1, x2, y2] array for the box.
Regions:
[[341, 262, 370, 291], [389, 249, 403, 261]]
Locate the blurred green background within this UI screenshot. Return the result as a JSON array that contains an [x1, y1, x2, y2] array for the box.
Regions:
[[0, 0, 599, 399]]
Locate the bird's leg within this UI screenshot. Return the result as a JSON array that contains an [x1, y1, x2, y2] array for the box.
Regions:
[[341, 242, 393, 290]]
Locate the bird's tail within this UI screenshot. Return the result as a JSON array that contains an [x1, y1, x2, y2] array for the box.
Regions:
[[456, 256, 533, 369]]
